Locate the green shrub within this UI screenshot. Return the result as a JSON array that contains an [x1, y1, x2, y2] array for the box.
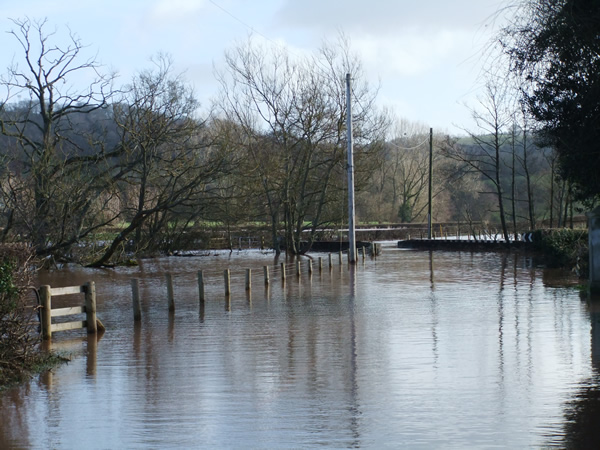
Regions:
[[0, 244, 42, 388], [532, 229, 588, 274]]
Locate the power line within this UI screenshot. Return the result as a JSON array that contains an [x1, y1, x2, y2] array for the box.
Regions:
[[387, 138, 430, 151], [348, 79, 429, 150], [211, 6, 423, 151], [207, 0, 282, 49]]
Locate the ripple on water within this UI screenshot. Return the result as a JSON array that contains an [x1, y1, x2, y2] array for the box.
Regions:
[[0, 249, 595, 448]]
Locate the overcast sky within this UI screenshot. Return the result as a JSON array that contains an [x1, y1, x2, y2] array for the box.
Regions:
[[0, 0, 511, 134]]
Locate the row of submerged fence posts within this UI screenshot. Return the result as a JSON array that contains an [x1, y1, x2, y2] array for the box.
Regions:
[[130, 246, 376, 322]]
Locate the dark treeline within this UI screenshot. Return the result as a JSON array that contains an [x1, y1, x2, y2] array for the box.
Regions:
[[0, 16, 587, 266]]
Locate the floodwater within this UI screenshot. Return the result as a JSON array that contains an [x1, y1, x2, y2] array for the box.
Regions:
[[1, 243, 600, 448]]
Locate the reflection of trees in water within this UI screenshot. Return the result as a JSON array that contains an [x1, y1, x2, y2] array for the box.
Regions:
[[558, 296, 600, 448], [0, 385, 32, 448], [561, 381, 600, 448]]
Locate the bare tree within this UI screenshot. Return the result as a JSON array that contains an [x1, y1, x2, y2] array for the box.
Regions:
[[215, 36, 387, 254], [442, 158, 488, 237], [515, 106, 537, 229], [387, 126, 432, 223], [88, 56, 231, 266], [442, 81, 513, 241], [0, 18, 118, 261]]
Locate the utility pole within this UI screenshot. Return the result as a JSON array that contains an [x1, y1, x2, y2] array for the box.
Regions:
[[428, 127, 433, 240], [346, 73, 357, 263]]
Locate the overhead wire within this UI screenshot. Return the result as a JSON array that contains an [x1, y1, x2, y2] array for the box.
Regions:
[[386, 138, 430, 151], [210, 1, 429, 235], [349, 80, 429, 150], [207, 0, 286, 50]]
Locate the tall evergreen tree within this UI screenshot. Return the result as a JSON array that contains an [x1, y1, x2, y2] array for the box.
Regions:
[[500, 0, 600, 203]]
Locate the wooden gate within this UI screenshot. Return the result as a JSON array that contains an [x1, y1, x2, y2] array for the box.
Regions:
[[38, 282, 97, 340]]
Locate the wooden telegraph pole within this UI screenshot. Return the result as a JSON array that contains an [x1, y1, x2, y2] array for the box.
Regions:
[[346, 73, 357, 263], [428, 127, 433, 240]]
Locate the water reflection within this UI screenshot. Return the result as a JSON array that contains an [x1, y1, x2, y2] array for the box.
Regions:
[[0, 247, 597, 448], [555, 294, 600, 447], [199, 300, 205, 322], [86, 334, 98, 379], [348, 264, 361, 448], [428, 251, 439, 368]]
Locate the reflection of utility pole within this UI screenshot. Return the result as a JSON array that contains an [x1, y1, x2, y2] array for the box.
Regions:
[[348, 264, 361, 445], [346, 73, 356, 263], [429, 250, 434, 287], [428, 127, 433, 239]]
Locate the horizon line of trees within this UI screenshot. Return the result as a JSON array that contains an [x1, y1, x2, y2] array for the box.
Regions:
[[0, 14, 591, 266]]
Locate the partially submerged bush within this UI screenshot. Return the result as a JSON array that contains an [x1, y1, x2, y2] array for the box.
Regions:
[[0, 244, 41, 387], [532, 229, 589, 275]]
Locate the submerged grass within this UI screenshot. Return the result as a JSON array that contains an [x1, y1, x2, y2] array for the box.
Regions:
[[0, 349, 69, 392]]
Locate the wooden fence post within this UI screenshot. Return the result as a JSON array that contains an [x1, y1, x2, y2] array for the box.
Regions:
[[166, 273, 175, 312], [263, 266, 270, 285], [84, 281, 97, 334], [198, 270, 205, 304], [224, 269, 231, 296], [132, 279, 141, 322], [328, 253, 333, 269], [339, 251, 343, 265], [296, 259, 301, 277], [281, 262, 286, 282], [308, 259, 313, 275], [40, 285, 52, 340], [245, 269, 252, 291]]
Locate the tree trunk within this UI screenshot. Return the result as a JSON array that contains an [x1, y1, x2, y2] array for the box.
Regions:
[[522, 129, 536, 229], [511, 125, 517, 239], [495, 136, 510, 242], [550, 157, 555, 228]]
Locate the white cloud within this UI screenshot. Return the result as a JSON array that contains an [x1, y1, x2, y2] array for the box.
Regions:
[[0, 0, 509, 133], [352, 28, 474, 78], [273, 0, 503, 36]]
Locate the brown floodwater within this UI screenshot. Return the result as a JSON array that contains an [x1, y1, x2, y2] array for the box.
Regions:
[[1, 243, 599, 448]]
